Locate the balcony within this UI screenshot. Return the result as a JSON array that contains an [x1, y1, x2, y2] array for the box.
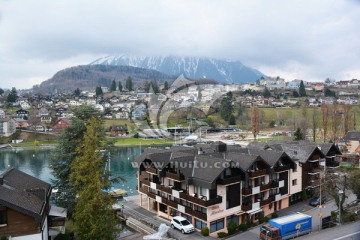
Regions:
[[185, 206, 193, 215], [146, 167, 157, 175], [327, 161, 340, 168], [260, 182, 272, 192], [167, 200, 178, 209], [241, 202, 252, 212], [179, 192, 222, 207], [139, 186, 148, 195], [165, 171, 185, 181], [308, 168, 322, 175], [271, 180, 279, 188], [161, 197, 168, 205], [218, 175, 242, 185], [156, 184, 172, 194], [141, 179, 150, 186], [242, 187, 252, 196], [148, 191, 156, 199], [248, 169, 267, 178], [260, 195, 275, 206], [193, 210, 207, 221], [274, 164, 291, 172]]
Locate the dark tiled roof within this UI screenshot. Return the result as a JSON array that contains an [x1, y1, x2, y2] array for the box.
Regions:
[[0, 168, 51, 223], [343, 131, 360, 141]]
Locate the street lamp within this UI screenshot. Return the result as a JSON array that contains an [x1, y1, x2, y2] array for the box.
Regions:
[[338, 189, 343, 225]]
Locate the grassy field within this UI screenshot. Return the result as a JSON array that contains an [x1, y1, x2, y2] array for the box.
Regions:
[[114, 138, 173, 146]]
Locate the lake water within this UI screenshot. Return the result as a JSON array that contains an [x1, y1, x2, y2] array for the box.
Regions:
[[0, 145, 167, 196]]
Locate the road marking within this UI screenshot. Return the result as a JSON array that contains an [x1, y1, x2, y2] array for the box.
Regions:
[[332, 231, 360, 240]]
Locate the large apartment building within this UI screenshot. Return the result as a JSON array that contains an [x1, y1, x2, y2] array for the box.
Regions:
[[135, 141, 341, 236]]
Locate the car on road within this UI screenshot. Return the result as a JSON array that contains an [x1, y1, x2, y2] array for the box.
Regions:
[[309, 196, 326, 207], [170, 216, 195, 234]]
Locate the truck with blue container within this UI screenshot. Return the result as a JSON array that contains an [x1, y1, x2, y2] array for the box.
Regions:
[[260, 213, 312, 240]]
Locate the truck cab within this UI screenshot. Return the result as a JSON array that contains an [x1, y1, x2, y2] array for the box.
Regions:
[[260, 224, 281, 240]]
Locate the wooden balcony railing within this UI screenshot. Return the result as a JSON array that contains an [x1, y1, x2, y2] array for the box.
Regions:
[[271, 181, 279, 188], [139, 186, 148, 195], [141, 179, 150, 186], [179, 192, 222, 207], [218, 175, 242, 185], [167, 200, 178, 209], [156, 184, 172, 194], [260, 182, 272, 192], [146, 167, 157, 175], [274, 164, 291, 172], [241, 202, 252, 211], [248, 169, 267, 178], [148, 191, 156, 199], [185, 206, 193, 215], [165, 172, 185, 181], [242, 187, 252, 195], [260, 195, 275, 206], [193, 210, 207, 221]]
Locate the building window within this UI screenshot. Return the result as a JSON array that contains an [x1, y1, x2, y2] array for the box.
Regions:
[[195, 219, 207, 230], [0, 207, 7, 226], [226, 215, 239, 226], [292, 179, 297, 186], [210, 218, 224, 233]]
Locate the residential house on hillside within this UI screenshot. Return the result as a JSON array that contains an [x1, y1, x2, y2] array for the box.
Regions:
[[53, 118, 70, 131], [15, 109, 29, 118], [14, 118, 29, 129], [109, 125, 128, 136], [0, 118, 16, 137], [343, 131, 360, 153], [0, 109, 5, 118], [0, 168, 66, 240]]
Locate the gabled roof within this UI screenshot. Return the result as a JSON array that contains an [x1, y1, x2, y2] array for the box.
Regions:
[[0, 168, 51, 224], [343, 131, 360, 141]]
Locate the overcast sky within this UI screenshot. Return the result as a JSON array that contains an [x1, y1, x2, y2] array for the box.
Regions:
[[1, 0, 360, 89]]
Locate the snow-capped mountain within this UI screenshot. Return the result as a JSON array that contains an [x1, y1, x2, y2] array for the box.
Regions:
[[90, 55, 265, 84]]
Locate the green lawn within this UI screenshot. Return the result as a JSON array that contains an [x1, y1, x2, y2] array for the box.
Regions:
[[114, 138, 174, 146]]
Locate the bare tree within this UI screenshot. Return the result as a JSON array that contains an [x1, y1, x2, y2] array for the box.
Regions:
[[300, 103, 308, 140], [321, 104, 329, 142], [251, 105, 260, 140], [330, 103, 341, 142], [343, 105, 351, 136], [311, 108, 318, 142]]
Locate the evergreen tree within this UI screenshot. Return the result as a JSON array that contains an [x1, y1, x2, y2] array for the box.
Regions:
[[263, 87, 271, 98], [70, 117, 118, 239], [163, 81, 169, 91], [292, 90, 299, 98], [294, 127, 304, 140], [220, 92, 233, 121], [126, 76, 133, 91], [110, 79, 117, 91], [74, 88, 81, 97], [6, 87, 18, 103], [95, 86, 103, 96], [50, 105, 101, 218], [299, 80, 307, 97], [118, 81, 123, 92], [251, 105, 260, 140], [151, 79, 160, 94], [228, 114, 236, 125], [0, 88, 4, 95]]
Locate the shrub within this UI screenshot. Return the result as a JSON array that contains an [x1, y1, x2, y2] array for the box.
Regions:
[[271, 212, 278, 219], [227, 220, 237, 235], [133, 132, 139, 138], [258, 211, 265, 224], [34, 140, 40, 146], [0, 236, 8, 240], [264, 216, 270, 223], [54, 233, 71, 240], [201, 227, 209, 236], [246, 220, 251, 228], [302, 190, 308, 201], [217, 232, 227, 238], [238, 223, 248, 232]]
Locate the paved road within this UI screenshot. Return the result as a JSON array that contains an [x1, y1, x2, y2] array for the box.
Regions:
[[300, 221, 360, 240], [228, 195, 358, 240], [123, 195, 214, 240]]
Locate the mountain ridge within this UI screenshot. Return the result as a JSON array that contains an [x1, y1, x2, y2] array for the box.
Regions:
[[90, 54, 265, 84]]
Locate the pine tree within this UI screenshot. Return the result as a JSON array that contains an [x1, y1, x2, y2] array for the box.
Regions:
[[74, 88, 81, 97], [95, 86, 103, 96], [0, 88, 4, 95], [220, 92, 233, 121], [118, 81, 123, 92], [294, 127, 303, 140], [110, 79, 117, 91], [299, 80, 307, 97], [151, 79, 159, 94], [50, 105, 101, 218], [70, 117, 118, 239], [6, 87, 18, 103], [163, 81, 169, 91], [263, 87, 271, 98], [228, 114, 236, 125], [126, 76, 133, 91]]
